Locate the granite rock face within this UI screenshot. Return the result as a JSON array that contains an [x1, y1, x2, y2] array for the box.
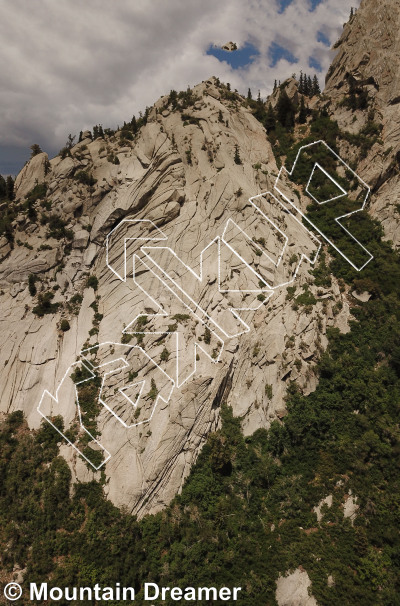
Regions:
[[323, 0, 400, 247], [2, 0, 397, 517]]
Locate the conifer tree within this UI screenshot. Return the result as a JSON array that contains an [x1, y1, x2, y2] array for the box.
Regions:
[[30, 144, 42, 157], [6, 175, 14, 201], [0, 175, 6, 199], [234, 144, 242, 165], [273, 79, 277, 91], [312, 75, 321, 96], [131, 115, 137, 134], [307, 75, 313, 96], [299, 71, 304, 94], [247, 88, 252, 100], [276, 90, 295, 127], [66, 133, 75, 148], [298, 95, 307, 124], [265, 104, 276, 133]]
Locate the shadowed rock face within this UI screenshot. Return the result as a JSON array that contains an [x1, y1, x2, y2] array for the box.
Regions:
[[323, 0, 400, 247], [3, 0, 397, 519]]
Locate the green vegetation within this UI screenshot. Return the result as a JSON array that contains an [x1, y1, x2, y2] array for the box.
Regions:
[[45, 214, 73, 240], [298, 72, 320, 97], [160, 348, 170, 362], [86, 275, 99, 291], [74, 170, 97, 186], [1, 78, 400, 605], [66, 293, 83, 315], [28, 273, 38, 297], [1, 202, 400, 604], [234, 143, 242, 165], [60, 319, 70, 332], [147, 378, 158, 401], [32, 291, 60, 317], [204, 326, 212, 344], [295, 284, 318, 307], [24, 182, 48, 221]]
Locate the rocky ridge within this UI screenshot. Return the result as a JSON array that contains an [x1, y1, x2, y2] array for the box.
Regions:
[[0, 77, 352, 516], [1, 0, 397, 518]]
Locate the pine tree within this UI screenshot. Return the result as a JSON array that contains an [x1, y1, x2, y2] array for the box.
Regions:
[[298, 96, 307, 124], [218, 109, 224, 123], [98, 125, 104, 138], [302, 74, 309, 96], [131, 115, 137, 134], [0, 175, 6, 199], [273, 80, 277, 91], [257, 90, 261, 103], [66, 133, 75, 148], [350, 7, 354, 18], [234, 144, 242, 165], [247, 88, 252, 100], [265, 104, 276, 133], [299, 71, 304, 94], [78, 131, 83, 143], [30, 144, 42, 157], [6, 175, 14, 201], [276, 90, 295, 128], [307, 76, 313, 97], [312, 75, 321, 96]]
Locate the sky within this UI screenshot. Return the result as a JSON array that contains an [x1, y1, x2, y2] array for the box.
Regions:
[[0, 0, 360, 176]]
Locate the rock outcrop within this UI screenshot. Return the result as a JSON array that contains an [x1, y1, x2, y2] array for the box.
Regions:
[[0, 77, 352, 516], [323, 0, 400, 246], [2, 0, 397, 517]]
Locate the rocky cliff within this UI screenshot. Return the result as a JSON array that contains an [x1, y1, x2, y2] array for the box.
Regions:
[[0, 0, 397, 519], [323, 0, 400, 245]]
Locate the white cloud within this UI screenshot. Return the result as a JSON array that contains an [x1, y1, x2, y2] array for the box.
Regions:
[[0, 0, 359, 172]]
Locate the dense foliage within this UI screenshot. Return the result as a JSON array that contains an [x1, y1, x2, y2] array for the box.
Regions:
[[1, 78, 399, 604], [1, 201, 400, 603]]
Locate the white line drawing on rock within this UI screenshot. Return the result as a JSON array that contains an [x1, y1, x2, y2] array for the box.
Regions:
[[37, 139, 373, 468], [274, 139, 373, 271]]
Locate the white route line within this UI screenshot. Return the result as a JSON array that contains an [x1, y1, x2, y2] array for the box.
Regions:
[[275, 139, 373, 271], [37, 360, 112, 470], [38, 139, 373, 469], [305, 162, 347, 205]]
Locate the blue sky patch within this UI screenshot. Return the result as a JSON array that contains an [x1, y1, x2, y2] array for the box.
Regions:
[[277, 0, 294, 13], [206, 42, 260, 69], [309, 56, 322, 71], [269, 42, 298, 67], [309, 0, 324, 10], [317, 30, 330, 46]]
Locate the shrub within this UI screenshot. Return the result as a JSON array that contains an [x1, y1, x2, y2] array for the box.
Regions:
[[47, 215, 73, 240], [60, 319, 70, 332], [234, 144, 242, 165], [86, 275, 99, 290], [74, 170, 97, 186], [28, 274, 38, 297], [32, 291, 60, 317], [160, 348, 170, 362]]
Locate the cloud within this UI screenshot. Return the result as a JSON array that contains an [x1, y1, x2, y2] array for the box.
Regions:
[[0, 0, 359, 174]]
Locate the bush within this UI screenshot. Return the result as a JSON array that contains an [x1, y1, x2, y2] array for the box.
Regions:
[[28, 274, 38, 297], [46, 215, 73, 240], [86, 275, 99, 290], [74, 170, 97, 186], [60, 319, 70, 332], [32, 291, 60, 317]]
